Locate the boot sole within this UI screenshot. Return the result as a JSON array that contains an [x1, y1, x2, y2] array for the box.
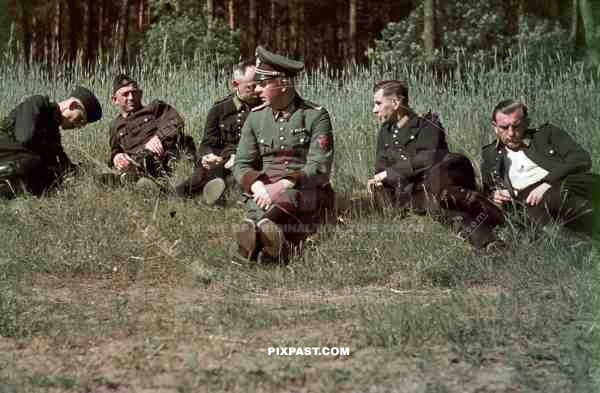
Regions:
[[235, 219, 257, 259], [257, 218, 286, 258], [203, 178, 226, 205]]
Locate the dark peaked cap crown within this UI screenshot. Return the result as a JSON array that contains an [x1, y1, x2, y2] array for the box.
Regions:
[[112, 73, 138, 94], [254, 46, 304, 81], [69, 86, 102, 123]]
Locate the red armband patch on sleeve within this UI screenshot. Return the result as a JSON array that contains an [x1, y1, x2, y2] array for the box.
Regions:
[[319, 134, 332, 152]]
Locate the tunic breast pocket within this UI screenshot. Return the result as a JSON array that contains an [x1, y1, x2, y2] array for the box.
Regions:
[[221, 119, 242, 143], [131, 115, 158, 137], [289, 129, 311, 148], [257, 136, 273, 154]]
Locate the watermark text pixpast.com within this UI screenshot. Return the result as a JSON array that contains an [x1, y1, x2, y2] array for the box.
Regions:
[[268, 347, 350, 356]]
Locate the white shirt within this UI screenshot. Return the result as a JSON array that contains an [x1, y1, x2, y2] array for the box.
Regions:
[[505, 148, 549, 191]]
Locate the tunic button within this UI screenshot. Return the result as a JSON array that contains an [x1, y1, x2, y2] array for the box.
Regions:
[[279, 119, 285, 122], [394, 141, 399, 145], [144, 118, 149, 122], [260, 139, 264, 143], [280, 145, 285, 149], [493, 170, 498, 174], [300, 138, 305, 143], [279, 136, 284, 140], [280, 127, 284, 131], [284, 161, 289, 165], [549, 149, 555, 155], [385, 144, 389, 147], [220, 124, 224, 128], [237, 119, 241, 122], [497, 150, 502, 154], [410, 135, 415, 140]]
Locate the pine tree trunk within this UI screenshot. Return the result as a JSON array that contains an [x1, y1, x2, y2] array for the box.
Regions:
[[423, 0, 436, 61], [137, 0, 144, 32], [298, 0, 305, 59], [349, 0, 358, 63], [206, 0, 214, 32], [31, 14, 38, 62], [88, 0, 96, 61], [98, 0, 104, 56], [228, 0, 235, 30], [572, 0, 586, 49], [81, 0, 89, 64], [270, 0, 277, 50], [18, 0, 31, 64], [336, 0, 346, 63], [289, 0, 298, 56], [43, 18, 49, 65], [248, 0, 256, 54], [119, 0, 131, 66], [579, 0, 600, 63], [53, 0, 61, 64]]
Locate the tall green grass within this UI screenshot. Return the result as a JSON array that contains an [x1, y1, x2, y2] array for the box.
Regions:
[[1, 53, 599, 191]]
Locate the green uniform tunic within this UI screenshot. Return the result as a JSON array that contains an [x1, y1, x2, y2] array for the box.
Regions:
[[234, 94, 335, 234]]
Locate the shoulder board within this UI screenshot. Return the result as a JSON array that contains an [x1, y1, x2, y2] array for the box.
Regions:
[[534, 122, 553, 132], [422, 110, 440, 124], [251, 102, 269, 112], [149, 99, 167, 107], [481, 140, 497, 151], [300, 99, 323, 111], [109, 115, 123, 131], [148, 99, 176, 112], [212, 94, 233, 106]]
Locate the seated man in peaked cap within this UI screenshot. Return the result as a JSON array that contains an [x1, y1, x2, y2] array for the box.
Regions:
[[233, 46, 335, 263], [481, 99, 600, 235], [0, 86, 102, 198]]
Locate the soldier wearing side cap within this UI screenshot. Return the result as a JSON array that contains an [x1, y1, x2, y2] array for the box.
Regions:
[[104, 74, 195, 187], [233, 46, 335, 263], [0, 87, 102, 198], [368, 80, 505, 250], [481, 99, 600, 235], [175, 60, 260, 204]]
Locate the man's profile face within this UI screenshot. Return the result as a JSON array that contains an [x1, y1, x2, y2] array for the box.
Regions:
[[255, 77, 287, 106], [494, 109, 527, 150], [372, 89, 399, 123], [112, 85, 142, 114], [233, 66, 258, 104]]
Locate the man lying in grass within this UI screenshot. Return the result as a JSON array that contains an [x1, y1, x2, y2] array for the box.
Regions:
[[482, 99, 600, 235], [100, 74, 195, 189], [367, 80, 505, 250], [0, 86, 102, 198]]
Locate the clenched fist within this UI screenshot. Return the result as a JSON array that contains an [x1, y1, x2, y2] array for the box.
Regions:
[[144, 135, 165, 157], [113, 153, 132, 171]]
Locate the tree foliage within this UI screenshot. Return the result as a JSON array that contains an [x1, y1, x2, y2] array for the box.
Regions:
[[368, 0, 573, 66], [140, 0, 239, 65]]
